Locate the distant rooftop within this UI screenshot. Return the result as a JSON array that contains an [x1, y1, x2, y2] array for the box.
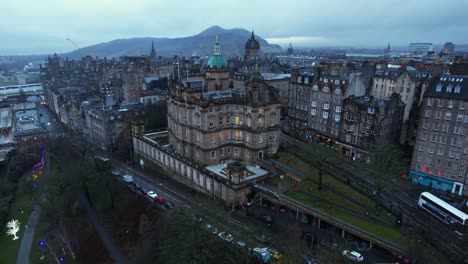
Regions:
[[205, 160, 268, 181]]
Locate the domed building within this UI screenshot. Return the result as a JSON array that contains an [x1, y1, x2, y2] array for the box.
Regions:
[[244, 31, 260, 61], [206, 36, 228, 70]]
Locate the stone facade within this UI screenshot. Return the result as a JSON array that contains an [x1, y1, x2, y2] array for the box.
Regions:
[[167, 39, 281, 166], [410, 75, 468, 196], [339, 94, 404, 158]]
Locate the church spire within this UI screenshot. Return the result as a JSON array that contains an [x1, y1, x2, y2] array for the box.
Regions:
[[213, 35, 221, 55], [150, 41, 157, 59]]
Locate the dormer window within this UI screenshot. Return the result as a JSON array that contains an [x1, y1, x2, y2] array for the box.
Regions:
[[324, 78, 328, 83], [454, 85, 461, 94], [368, 107, 375, 114], [297, 77, 301, 82], [323, 86, 330, 93], [446, 84, 453, 93], [312, 85, 319, 91], [436, 83, 442, 92], [305, 77, 309, 84]]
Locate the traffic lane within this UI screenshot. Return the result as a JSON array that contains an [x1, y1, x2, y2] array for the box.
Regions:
[[111, 162, 259, 242], [113, 164, 189, 209]]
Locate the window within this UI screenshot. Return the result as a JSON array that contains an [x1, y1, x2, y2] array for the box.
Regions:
[[209, 117, 214, 128], [335, 106, 341, 112], [418, 145, 424, 151], [431, 135, 437, 142], [259, 135, 263, 143], [457, 114, 464, 122], [436, 99, 442, 107], [368, 107, 375, 114], [211, 134, 216, 144], [421, 133, 427, 140], [234, 116, 242, 125], [416, 156, 422, 162], [425, 110, 432, 117], [440, 135, 446, 144], [435, 111, 441, 119], [209, 107, 214, 113], [220, 148, 224, 156], [428, 146, 434, 154], [226, 114, 231, 124], [235, 105, 239, 111], [448, 100, 453, 109], [451, 137, 459, 146], [311, 101, 317, 107], [218, 115, 223, 126], [436, 159, 441, 167], [422, 122, 428, 129], [234, 148, 239, 156], [322, 111, 329, 119], [432, 122, 439, 131], [234, 130, 243, 140], [311, 109, 317, 116], [454, 126, 461, 134], [211, 151, 215, 159], [305, 77, 309, 83], [449, 150, 455, 158], [335, 114, 341, 122], [446, 84, 453, 93], [436, 83, 442, 92], [454, 85, 461, 94], [427, 98, 433, 106], [445, 112, 452, 120], [426, 158, 432, 165], [438, 147, 444, 156], [227, 147, 231, 154], [323, 103, 329, 110], [442, 123, 449, 132]]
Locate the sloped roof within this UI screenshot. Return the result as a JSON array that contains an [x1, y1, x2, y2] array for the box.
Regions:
[[425, 75, 468, 100]]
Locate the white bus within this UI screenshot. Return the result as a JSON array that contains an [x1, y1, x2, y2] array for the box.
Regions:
[[418, 192, 468, 226]]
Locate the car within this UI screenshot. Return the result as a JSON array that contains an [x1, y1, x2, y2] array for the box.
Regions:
[[218, 232, 234, 243], [249, 248, 271, 263], [211, 228, 220, 235], [122, 175, 133, 183], [154, 196, 166, 204], [342, 250, 364, 262], [301, 254, 315, 264], [232, 240, 246, 249], [266, 247, 281, 259], [280, 208, 288, 214], [147, 191, 158, 199], [111, 170, 120, 176], [140, 186, 149, 195], [164, 201, 175, 209], [133, 182, 142, 190], [192, 214, 202, 223], [260, 215, 273, 226], [320, 240, 338, 249], [204, 223, 214, 231], [244, 200, 255, 207]]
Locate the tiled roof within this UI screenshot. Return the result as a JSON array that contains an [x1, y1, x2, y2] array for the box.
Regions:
[[424, 74, 468, 100]]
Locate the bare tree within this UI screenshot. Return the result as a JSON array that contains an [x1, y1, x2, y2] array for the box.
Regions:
[[6, 219, 20, 240], [58, 222, 76, 260]]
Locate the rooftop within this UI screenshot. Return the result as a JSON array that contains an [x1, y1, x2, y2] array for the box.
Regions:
[[205, 160, 268, 181]]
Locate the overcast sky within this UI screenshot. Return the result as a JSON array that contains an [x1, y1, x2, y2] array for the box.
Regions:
[[1, 0, 468, 55]]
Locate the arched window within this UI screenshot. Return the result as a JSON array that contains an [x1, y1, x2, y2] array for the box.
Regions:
[[270, 112, 277, 126]]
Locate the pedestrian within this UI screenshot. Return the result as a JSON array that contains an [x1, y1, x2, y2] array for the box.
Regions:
[[25, 224, 29, 230]]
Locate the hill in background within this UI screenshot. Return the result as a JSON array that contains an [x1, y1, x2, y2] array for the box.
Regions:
[[65, 25, 282, 59]]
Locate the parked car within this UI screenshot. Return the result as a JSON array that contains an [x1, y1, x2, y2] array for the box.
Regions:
[[260, 215, 273, 226], [133, 182, 141, 190], [342, 250, 364, 262], [140, 186, 149, 195], [232, 240, 246, 249], [191, 214, 202, 223], [122, 175, 133, 183], [218, 232, 234, 243], [164, 201, 175, 209], [154, 196, 166, 204], [211, 228, 220, 235], [204, 223, 214, 231], [111, 170, 120, 176], [147, 191, 158, 199], [249, 248, 271, 263], [266, 247, 281, 259], [301, 254, 315, 264]]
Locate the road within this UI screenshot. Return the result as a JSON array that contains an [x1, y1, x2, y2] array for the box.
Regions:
[[280, 131, 468, 262]]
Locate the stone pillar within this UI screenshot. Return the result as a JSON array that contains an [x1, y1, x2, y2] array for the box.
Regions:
[[342, 229, 345, 238]]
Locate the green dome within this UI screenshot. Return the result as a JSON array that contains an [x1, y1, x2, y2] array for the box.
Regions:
[[207, 55, 227, 69]]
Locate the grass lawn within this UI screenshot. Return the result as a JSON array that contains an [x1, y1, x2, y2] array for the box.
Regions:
[[286, 191, 409, 248], [0, 186, 36, 264]]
